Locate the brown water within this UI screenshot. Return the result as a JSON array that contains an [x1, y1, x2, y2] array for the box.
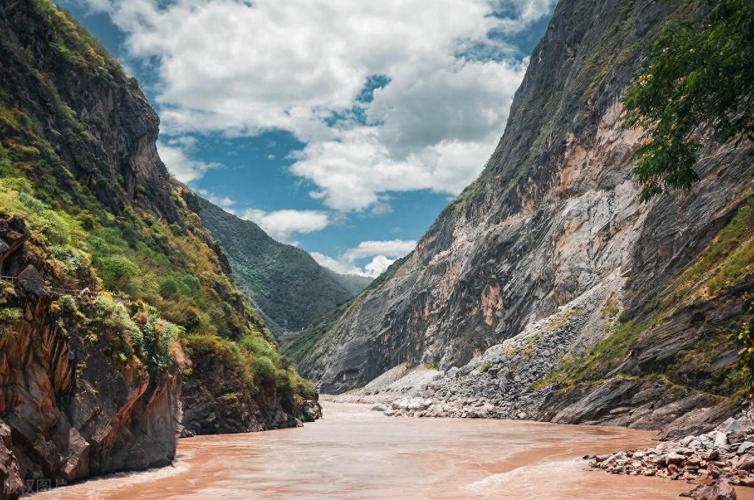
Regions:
[[36, 403, 753, 499]]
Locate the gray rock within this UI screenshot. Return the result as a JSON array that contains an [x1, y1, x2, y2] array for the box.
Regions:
[[17, 264, 48, 297], [714, 431, 728, 448], [737, 442, 754, 455]]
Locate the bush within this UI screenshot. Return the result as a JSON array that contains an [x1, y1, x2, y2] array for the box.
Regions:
[[95, 255, 139, 292], [251, 355, 277, 387], [0, 307, 23, 324], [139, 312, 181, 376]]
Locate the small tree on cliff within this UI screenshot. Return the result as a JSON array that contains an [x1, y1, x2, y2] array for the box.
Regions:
[[623, 0, 754, 201]]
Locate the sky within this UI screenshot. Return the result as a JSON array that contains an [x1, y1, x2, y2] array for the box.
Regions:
[[57, 0, 554, 277]]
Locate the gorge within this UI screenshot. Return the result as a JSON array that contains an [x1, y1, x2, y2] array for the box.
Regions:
[[1, 0, 753, 498], [289, 0, 754, 437]]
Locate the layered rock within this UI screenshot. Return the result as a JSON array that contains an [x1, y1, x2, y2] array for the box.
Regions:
[[295, 0, 754, 435], [0, 1, 320, 497], [0, 217, 183, 498]]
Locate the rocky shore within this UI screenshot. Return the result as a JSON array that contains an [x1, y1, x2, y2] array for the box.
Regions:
[[586, 409, 754, 499]]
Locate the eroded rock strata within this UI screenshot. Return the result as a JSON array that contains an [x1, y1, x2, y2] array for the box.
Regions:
[[0, 1, 319, 497], [293, 0, 754, 436]]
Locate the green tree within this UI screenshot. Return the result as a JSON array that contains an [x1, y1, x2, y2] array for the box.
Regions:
[[623, 0, 754, 201]]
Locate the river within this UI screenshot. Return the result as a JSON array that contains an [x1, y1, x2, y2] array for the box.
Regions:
[[36, 403, 754, 499]]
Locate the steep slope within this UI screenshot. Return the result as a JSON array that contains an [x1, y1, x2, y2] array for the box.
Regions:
[[198, 197, 370, 334], [0, 1, 317, 496], [294, 0, 754, 434]]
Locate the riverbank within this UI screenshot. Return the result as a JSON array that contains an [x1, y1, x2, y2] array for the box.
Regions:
[[33, 402, 745, 499]]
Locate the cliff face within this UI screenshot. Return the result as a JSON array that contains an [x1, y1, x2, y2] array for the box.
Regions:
[[0, 217, 183, 487], [296, 0, 754, 432], [198, 197, 370, 335], [0, 1, 317, 496]]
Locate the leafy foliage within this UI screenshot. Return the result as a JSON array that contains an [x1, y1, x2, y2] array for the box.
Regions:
[[623, 0, 754, 200], [0, 0, 316, 406], [737, 293, 754, 397], [199, 197, 370, 334]]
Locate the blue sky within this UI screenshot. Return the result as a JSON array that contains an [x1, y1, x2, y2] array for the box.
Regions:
[[58, 0, 554, 277]]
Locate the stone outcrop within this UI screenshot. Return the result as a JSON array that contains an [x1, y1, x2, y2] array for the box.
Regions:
[[0, 2, 320, 498], [0, 0, 177, 221], [0, 217, 184, 498], [294, 0, 754, 436], [181, 346, 321, 436]]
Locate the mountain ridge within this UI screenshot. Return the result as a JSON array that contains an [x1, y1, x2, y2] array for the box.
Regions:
[[198, 196, 371, 335], [289, 0, 754, 436], [0, 1, 318, 495]]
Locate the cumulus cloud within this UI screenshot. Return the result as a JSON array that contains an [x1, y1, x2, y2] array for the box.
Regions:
[[343, 240, 417, 261], [312, 239, 416, 278], [309, 252, 362, 276], [197, 189, 236, 211], [79, 0, 554, 210], [156, 139, 218, 183], [240, 208, 330, 242]]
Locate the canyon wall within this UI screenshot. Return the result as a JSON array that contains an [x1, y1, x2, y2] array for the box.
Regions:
[[293, 0, 754, 435], [0, 1, 318, 497]]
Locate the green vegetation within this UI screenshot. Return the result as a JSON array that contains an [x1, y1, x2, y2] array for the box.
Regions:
[[0, 0, 315, 406], [535, 317, 653, 389], [198, 197, 370, 335], [623, 0, 754, 200], [539, 196, 754, 395], [671, 195, 754, 303], [33, 0, 122, 77], [449, 179, 481, 214], [737, 293, 754, 397], [0, 307, 23, 325], [600, 291, 620, 320]]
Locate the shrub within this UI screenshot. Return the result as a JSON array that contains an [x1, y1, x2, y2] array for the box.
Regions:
[[251, 355, 277, 387], [623, 0, 754, 200], [0, 307, 23, 324], [95, 255, 139, 292], [139, 312, 181, 376]]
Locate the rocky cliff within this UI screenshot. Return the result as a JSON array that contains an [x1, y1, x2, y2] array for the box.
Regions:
[[294, 0, 754, 435], [198, 197, 370, 335], [0, 1, 318, 497]]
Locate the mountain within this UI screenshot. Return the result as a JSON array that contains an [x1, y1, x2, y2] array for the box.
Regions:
[[290, 0, 754, 436], [0, 1, 318, 495], [198, 197, 371, 335]]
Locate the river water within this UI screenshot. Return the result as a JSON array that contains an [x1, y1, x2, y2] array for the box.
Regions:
[[37, 403, 753, 499]]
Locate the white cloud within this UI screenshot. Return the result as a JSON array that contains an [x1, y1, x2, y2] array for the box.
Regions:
[[343, 240, 417, 261], [309, 252, 362, 276], [241, 208, 330, 242], [156, 140, 218, 183], [291, 127, 508, 211], [80, 0, 554, 211], [197, 189, 236, 211], [312, 239, 416, 277], [364, 255, 396, 277]]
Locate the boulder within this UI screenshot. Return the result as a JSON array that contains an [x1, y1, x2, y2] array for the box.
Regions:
[[17, 265, 48, 298], [714, 431, 729, 448], [737, 442, 754, 454], [681, 479, 736, 500]]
